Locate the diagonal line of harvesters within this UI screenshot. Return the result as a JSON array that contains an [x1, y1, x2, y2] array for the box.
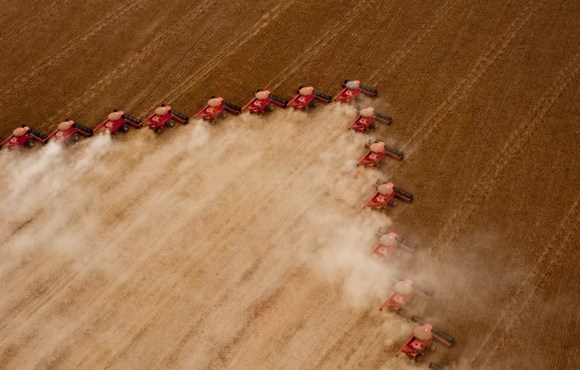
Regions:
[[0, 79, 453, 368]]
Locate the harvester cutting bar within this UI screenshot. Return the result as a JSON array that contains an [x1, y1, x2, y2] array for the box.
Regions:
[[374, 112, 392, 124], [28, 127, 48, 141], [122, 114, 142, 126], [360, 83, 378, 96], [313, 90, 332, 102], [268, 94, 288, 107], [413, 284, 434, 299], [410, 316, 455, 346], [223, 101, 242, 113], [170, 110, 189, 123], [384, 146, 404, 161], [71, 123, 94, 136], [394, 187, 414, 203], [394, 235, 418, 252]]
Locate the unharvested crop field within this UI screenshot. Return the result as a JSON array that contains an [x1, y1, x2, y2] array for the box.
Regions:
[[0, 1, 578, 369]]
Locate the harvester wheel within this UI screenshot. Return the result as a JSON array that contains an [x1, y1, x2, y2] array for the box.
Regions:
[[266, 103, 275, 112], [121, 124, 130, 133], [388, 199, 398, 208], [72, 133, 81, 142], [415, 354, 423, 362], [167, 120, 176, 128], [309, 100, 317, 108], [25, 140, 35, 148], [155, 127, 163, 134], [219, 110, 227, 119]]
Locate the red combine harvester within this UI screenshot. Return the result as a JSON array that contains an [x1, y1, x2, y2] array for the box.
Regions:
[[396, 316, 454, 362], [288, 85, 332, 110], [194, 96, 241, 123], [334, 79, 378, 104], [46, 120, 93, 143], [365, 180, 413, 211], [145, 104, 189, 134], [349, 107, 392, 132], [379, 278, 433, 313], [370, 231, 417, 260], [358, 140, 404, 167], [94, 109, 142, 134], [0, 125, 48, 150], [243, 89, 288, 114]]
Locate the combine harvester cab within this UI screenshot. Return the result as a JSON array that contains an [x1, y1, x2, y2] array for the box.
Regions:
[[288, 85, 332, 110], [365, 180, 413, 211], [379, 278, 433, 313], [194, 96, 241, 123], [46, 120, 93, 143], [396, 315, 454, 362], [94, 109, 142, 134], [334, 79, 378, 104], [350, 107, 392, 132], [243, 89, 288, 115], [145, 104, 189, 134], [358, 140, 404, 167], [371, 231, 417, 260], [0, 125, 48, 150]]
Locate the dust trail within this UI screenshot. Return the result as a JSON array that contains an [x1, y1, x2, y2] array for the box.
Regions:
[[6, 141, 64, 198], [0, 134, 112, 222], [0, 102, 420, 369]]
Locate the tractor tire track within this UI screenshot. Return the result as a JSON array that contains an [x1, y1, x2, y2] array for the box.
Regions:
[[473, 196, 579, 367], [47, 0, 214, 122], [0, 0, 146, 102], [0, 0, 72, 45], [268, 0, 371, 89], [369, 0, 453, 81], [166, 1, 296, 103], [403, 0, 544, 150], [432, 53, 579, 255]]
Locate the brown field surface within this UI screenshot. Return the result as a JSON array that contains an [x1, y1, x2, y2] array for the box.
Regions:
[[0, 1, 578, 369]]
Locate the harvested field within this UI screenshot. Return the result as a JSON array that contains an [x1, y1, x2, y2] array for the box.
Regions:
[[0, 1, 578, 369]]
